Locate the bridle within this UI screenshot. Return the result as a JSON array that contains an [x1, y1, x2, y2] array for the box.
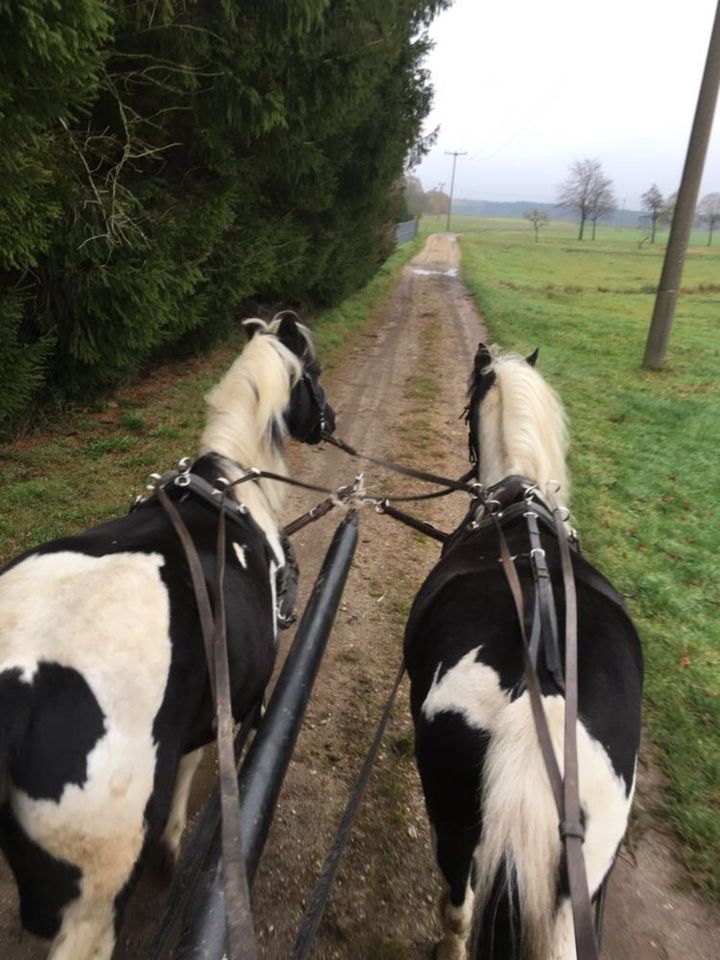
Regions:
[[290, 357, 330, 443]]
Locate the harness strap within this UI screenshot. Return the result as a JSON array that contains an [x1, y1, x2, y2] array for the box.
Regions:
[[284, 496, 338, 537], [158, 486, 217, 705], [490, 511, 564, 813], [375, 500, 449, 543], [549, 490, 599, 960], [213, 489, 260, 960], [156, 484, 258, 960], [491, 492, 599, 960], [527, 510, 564, 691]]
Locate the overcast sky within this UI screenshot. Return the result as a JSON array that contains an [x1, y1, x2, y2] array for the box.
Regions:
[[415, 0, 720, 209]]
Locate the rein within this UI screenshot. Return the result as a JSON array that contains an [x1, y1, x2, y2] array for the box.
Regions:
[[323, 432, 478, 499]]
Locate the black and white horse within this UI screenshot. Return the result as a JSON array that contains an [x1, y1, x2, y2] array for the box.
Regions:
[[0, 313, 335, 960], [404, 344, 643, 960]]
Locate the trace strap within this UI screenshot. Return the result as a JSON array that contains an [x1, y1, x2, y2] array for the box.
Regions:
[[156, 482, 258, 960], [488, 490, 598, 960]]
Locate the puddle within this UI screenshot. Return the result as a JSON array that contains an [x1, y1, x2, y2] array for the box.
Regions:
[[411, 267, 458, 278]]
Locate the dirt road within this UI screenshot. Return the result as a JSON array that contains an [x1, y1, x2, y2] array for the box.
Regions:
[[1, 234, 719, 958]]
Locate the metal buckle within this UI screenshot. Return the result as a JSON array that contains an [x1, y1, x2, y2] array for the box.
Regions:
[[212, 477, 230, 497]]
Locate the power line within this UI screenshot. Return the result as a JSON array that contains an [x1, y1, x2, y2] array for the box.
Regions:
[[444, 151, 467, 231]]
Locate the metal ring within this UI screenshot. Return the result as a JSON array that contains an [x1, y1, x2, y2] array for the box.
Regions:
[[175, 474, 191, 488], [177, 457, 191, 472], [530, 547, 546, 559]]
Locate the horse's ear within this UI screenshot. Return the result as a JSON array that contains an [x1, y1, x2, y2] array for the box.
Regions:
[[242, 318, 265, 340], [526, 347, 539, 367], [474, 342, 493, 372], [275, 312, 306, 357]]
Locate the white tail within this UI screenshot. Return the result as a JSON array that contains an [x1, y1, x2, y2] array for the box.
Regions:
[[472, 693, 567, 960]]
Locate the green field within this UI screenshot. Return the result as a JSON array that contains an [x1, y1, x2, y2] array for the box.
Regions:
[[451, 217, 720, 898], [421, 213, 714, 249]]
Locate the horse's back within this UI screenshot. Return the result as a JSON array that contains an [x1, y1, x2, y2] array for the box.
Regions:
[[405, 528, 643, 959]]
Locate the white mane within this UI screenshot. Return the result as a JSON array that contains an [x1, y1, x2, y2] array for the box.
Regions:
[[475, 348, 570, 508], [199, 316, 315, 537]]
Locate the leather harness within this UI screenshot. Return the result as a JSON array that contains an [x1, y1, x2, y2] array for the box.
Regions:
[[444, 475, 604, 960], [138, 444, 609, 959]]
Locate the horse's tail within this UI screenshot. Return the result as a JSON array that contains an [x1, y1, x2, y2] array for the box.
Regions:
[[0, 668, 32, 804], [471, 696, 565, 960]]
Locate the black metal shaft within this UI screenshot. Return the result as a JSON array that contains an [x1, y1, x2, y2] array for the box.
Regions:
[[172, 512, 359, 960]]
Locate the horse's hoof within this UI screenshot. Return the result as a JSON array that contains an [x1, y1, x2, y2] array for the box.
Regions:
[[434, 939, 466, 960]]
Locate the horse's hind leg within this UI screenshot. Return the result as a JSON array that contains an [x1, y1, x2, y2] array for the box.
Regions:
[[437, 872, 474, 960], [415, 711, 485, 960], [161, 747, 204, 865]]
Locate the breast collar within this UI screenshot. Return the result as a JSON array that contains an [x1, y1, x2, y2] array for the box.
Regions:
[[132, 454, 274, 548]]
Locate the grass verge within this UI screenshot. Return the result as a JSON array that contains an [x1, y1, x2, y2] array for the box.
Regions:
[[0, 237, 423, 567], [455, 220, 720, 899]]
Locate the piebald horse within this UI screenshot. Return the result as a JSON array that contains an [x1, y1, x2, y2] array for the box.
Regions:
[[0, 313, 335, 960], [405, 344, 643, 960]]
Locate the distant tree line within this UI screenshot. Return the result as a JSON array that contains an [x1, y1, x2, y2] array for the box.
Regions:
[[556, 159, 719, 246], [0, 0, 449, 433]]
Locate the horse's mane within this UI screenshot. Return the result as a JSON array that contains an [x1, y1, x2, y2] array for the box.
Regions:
[[473, 347, 570, 507], [199, 315, 315, 517]]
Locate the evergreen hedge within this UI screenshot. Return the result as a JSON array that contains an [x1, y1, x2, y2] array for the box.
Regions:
[[0, 0, 448, 433]]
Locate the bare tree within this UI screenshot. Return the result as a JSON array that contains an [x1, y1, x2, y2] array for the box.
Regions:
[[698, 192, 720, 245], [589, 177, 617, 239], [557, 158, 614, 240], [641, 184, 665, 243], [525, 208, 549, 242]]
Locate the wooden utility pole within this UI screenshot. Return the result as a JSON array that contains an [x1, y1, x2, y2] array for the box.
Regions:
[[643, 0, 720, 368], [445, 151, 467, 231]]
